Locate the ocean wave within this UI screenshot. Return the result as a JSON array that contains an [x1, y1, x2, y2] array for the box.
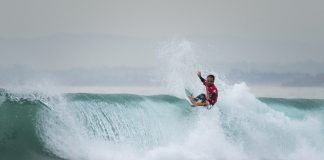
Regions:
[[1, 87, 324, 160]]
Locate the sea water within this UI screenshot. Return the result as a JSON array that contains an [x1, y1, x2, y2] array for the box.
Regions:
[[1, 40, 323, 160]]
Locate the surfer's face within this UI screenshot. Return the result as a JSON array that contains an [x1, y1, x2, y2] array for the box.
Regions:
[[206, 77, 214, 86]]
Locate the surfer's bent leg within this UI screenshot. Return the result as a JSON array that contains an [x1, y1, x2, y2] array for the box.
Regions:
[[195, 94, 206, 102]]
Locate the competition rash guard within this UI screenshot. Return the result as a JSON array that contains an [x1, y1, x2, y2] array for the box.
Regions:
[[199, 76, 218, 105]]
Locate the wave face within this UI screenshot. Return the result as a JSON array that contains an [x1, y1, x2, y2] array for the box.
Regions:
[[1, 86, 324, 160]]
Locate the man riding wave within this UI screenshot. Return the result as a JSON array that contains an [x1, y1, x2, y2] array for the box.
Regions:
[[188, 71, 218, 107]]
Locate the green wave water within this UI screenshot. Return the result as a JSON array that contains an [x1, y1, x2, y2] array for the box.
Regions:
[[1, 87, 324, 160]]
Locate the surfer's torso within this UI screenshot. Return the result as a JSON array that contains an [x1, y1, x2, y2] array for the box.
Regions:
[[204, 82, 218, 105]]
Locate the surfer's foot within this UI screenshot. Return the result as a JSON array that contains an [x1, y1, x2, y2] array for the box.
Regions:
[[188, 96, 197, 105], [188, 96, 194, 102]]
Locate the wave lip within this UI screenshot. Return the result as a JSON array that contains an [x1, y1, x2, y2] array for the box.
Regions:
[[0, 90, 59, 160]]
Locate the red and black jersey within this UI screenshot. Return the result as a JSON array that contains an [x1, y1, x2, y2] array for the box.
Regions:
[[199, 76, 218, 105]]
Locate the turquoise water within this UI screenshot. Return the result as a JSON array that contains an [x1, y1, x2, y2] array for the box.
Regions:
[[1, 87, 324, 160]]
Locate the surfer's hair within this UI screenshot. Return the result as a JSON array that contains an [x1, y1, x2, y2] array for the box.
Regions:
[[207, 75, 215, 82]]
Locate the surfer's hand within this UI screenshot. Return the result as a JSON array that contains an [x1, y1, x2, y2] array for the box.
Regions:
[[197, 71, 201, 77]]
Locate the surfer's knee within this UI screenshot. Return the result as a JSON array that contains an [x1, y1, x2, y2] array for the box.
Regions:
[[195, 94, 206, 102]]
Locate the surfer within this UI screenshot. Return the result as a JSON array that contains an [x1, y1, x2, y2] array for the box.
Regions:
[[188, 71, 218, 107]]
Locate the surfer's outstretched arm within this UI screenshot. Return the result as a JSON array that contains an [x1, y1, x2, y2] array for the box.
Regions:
[[197, 71, 205, 83]]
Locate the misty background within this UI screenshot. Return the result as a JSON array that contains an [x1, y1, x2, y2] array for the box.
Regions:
[[0, 0, 323, 95]]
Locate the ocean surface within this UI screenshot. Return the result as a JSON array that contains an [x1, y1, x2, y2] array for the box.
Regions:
[[1, 40, 324, 160], [1, 84, 324, 160]]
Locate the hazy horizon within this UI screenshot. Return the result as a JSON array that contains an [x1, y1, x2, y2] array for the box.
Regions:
[[1, 0, 323, 97]]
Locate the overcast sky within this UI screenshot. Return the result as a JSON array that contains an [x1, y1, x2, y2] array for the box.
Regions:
[[0, 0, 323, 77]]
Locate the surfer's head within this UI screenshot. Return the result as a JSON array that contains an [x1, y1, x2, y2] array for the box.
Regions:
[[206, 75, 215, 86]]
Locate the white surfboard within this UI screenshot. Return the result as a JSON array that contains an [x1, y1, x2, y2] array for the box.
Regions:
[[184, 89, 195, 106]]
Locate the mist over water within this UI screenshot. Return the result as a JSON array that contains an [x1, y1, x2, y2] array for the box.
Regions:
[[1, 40, 324, 160]]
